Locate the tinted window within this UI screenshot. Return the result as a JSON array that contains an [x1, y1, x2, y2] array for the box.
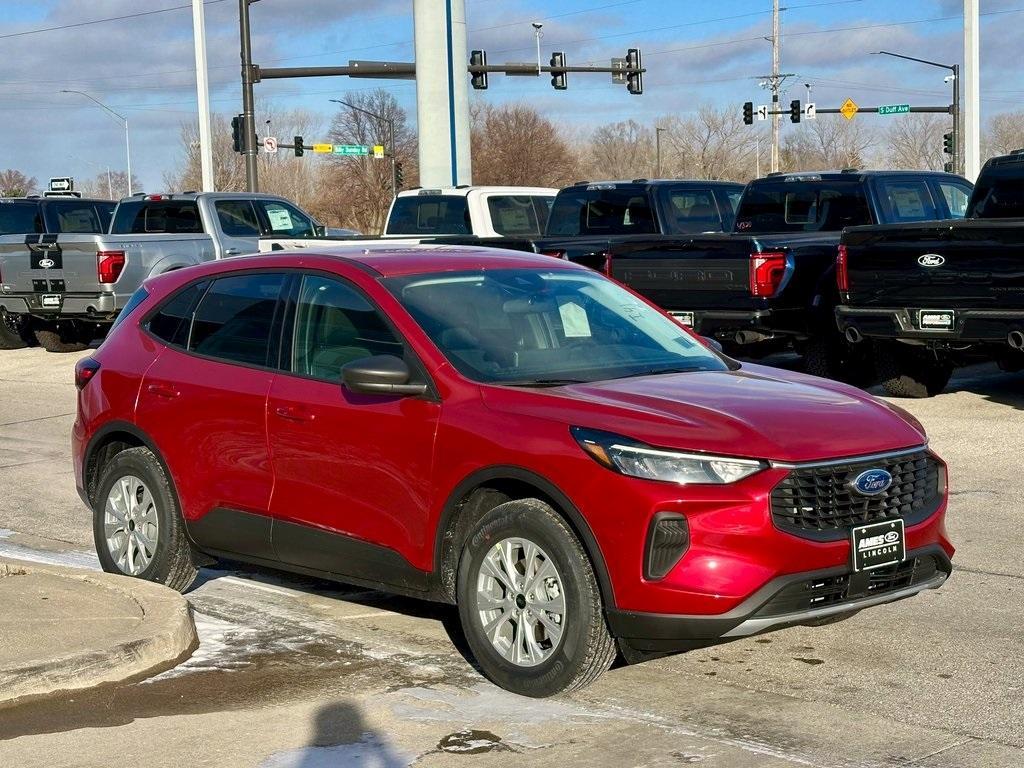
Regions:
[[968, 167, 1024, 219], [0, 202, 43, 234], [661, 188, 721, 234], [190, 274, 285, 366], [256, 200, 317, 238], [215, 200, 260, 237], [111, 201, 203, 234], [486, 196, 552, 236], [386, 195, 472, 235], [547, 187, 657, 236], [735, 182, 872, 233], [290, 275, 403, 381], [877, 180, 939, 222], [110, 287, 150, 331], [48, 201, 114, 233], [937, 181, 971, 219], [148, 280, 210, 347]]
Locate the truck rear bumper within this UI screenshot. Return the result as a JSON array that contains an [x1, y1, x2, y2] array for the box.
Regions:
[[836, 306, 1024, 345], [0, 292, 119, 320], [688, 309, 773, 338]]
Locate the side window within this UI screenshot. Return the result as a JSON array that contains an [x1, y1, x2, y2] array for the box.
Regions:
[[878, 181, 939, 222], [487, 196, 544, 236], [215, 200, 260, 237], [937, 181, 971, 219], [291, 274, 404, 381], [189, 273, 286, 367], [257, 200, 317, 238], [51, 203, 104, 233], [148, 280, 209, 348]]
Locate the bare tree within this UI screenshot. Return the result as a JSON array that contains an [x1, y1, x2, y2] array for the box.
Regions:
[[470, 102, 579, 187], [0, 169, 39, 197], [583, 120, 654, 180], [984, 111, 1024, 159], [781, 117, 876, 171], [661, 106, 759, 181], [885, 114, 947, 170], [79, 170, 141, 200]]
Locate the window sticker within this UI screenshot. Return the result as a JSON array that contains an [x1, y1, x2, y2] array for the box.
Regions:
[[267, 207, 294, 231], [559, 301, 592, 338]]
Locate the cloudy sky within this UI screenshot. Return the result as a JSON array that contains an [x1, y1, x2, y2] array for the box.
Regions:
[[0, 0, 1019, 191]]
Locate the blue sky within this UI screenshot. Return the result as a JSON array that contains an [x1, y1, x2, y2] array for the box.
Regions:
[[0, 0, 1019, 190]]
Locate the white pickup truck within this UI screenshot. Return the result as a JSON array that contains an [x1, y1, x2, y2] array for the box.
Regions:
[[0, 191, 324, 352], [261, 185, 557, 251]]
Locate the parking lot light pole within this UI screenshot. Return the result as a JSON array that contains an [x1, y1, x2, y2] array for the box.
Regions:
[[330, 98, 397, 200], [871, 51, 959, 175], [61, 90, 132, 196]]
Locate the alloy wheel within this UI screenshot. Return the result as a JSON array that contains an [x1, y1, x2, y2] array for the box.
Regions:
[[104, 475, 159, 576]]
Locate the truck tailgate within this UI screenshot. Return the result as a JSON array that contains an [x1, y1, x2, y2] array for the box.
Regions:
[[843, 220, 1024, 309], [0, 234, 106, 300]]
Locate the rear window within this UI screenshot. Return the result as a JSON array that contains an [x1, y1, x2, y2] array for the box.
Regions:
[[661, 188, 723, 234], [486, 195, 552, 236], [386, 195, 472, 235], [0, 202, 43, 235], [735, 181, 872, 233], [47, 201, 115, 233], [546, 187, 657, 236], [111, 201, 203, 234], [968, 166, 1024, 219]]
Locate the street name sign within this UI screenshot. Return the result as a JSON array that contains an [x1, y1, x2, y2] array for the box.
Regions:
[[334, 144, 370, 156], [878, 104, 911, 116]]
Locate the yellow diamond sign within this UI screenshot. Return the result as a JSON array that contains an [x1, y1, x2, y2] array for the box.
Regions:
[[840, 98, 859, 121]]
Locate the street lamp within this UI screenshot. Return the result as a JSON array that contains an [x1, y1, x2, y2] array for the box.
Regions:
[[62, 90, 132, 195], [871, 51, 960, 174], [329, 99, 397, 200], [654, 126, 666, 178]]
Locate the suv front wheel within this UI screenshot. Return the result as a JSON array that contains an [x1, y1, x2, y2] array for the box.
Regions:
[[456, 498, 616, 697]]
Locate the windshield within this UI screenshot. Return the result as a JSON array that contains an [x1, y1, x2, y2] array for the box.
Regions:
[[386, 269, 729, 385], [735, 181, 872, 233]]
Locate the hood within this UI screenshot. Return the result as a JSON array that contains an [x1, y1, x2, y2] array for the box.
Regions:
[[480, 364, 925, 463]]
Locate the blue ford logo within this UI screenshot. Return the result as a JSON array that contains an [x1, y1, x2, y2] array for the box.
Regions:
[[850, 469, 893, 496]]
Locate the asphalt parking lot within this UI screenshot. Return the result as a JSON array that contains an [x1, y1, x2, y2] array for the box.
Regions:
[[0, 345, 1021, 768]]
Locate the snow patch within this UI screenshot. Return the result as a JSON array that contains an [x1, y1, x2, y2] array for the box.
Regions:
[[0, 539, 99, 570]]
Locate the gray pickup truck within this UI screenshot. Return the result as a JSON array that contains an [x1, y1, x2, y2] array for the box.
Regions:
[[0, 191, 323, 351]]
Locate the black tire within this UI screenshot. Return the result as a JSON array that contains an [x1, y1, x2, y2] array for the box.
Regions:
[[92, 446, 198, 592], [804, 332, 876, 388], [876, 344, 953, 398], [33, 320, 89, 353], [456, 498, 616, 697], [0, 309, 31, 350]]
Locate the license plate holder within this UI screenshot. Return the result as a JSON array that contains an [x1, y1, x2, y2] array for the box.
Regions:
[[41, 294, 62, 308], [670, 311, 695, 327], [917, 309, 955, 331], [851, 518, 906, 572]]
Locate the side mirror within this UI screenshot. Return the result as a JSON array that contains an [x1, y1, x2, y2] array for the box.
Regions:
[[341, 355, 428, 397], [701, 336, 724, 353], [314, 223, 326, 237]]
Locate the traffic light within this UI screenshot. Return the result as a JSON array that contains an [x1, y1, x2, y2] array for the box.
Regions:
[[294, 136, 304, 157], [470, 50, 488, 90], [944, 161, 954, 173], [943, 131, 954, 155], [626, 48, 643, 95], [394, 162, 404, 191], [743, 101, 754, 125], [231, 114, 244, 154], [789, 99, 801, 124], [550, 51, 567, 90]]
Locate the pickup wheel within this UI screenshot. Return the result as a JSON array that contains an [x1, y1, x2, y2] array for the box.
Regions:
[[876, 344, 953, 398], [33, 320, 90, 353], [0, 309, 32, 350], [804, 332, 875, 388]]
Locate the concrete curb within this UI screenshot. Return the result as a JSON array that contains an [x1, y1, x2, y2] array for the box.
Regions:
[[0, 558, 197, 708]]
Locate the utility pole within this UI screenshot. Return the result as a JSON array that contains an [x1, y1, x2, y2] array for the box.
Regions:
[[963, 0, 980, 180], [655, 126, 665, 177], [239, 0, 259, 191], [193, 0, 215, 191], [758, 0, 793, 173]]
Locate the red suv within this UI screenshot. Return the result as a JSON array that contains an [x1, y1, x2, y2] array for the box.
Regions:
[[73, 248, 953, 697]]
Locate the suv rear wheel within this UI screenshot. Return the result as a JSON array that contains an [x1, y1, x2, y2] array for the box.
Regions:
[[876, 343, 953, 398], [456, 498, 616, 697], [92, 446, 198, 592], [0, 309, 31, 349]]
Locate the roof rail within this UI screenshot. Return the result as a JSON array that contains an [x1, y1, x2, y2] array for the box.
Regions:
[[841, 167, 859, 173], [572, 180, 590, 186], [766, 171, 785, 177], [631, 178, 649, 183]]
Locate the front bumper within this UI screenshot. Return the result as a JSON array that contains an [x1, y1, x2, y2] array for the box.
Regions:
[[608, 545, 951, 651], [836, 305, 1024, 345]]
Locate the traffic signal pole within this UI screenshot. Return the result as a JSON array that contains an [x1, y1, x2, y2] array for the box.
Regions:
[[239, 0, 258, 191]]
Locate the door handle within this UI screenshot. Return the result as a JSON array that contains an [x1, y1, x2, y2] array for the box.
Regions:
[[274, 405, 311, 423], [224, 248, 242, 256], [146, 383, 179, 399]]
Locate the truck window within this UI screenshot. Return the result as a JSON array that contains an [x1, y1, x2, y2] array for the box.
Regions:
[[256, 200, 318, 238], [386, 195, 473, 235], [112, 201, 203, 234], [547, 188, 656, 236], [486, 196, 551, 237], [937, 181, 971, 219], [0, 202, 43, 235], [48, 201, 114, 233], [876, 180, 939, 223], [215, 200, 261, 237], [735, 182, 872, 233], [661, 188, 721, 234], [968, 168, 1024, 219]]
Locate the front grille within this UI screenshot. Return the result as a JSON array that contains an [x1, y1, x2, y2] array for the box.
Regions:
[[770, 450, 942, 541], [756, 555, 941, 618]]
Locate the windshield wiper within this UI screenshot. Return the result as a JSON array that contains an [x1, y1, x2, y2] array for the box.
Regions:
[[616, 366, 705, 379], [499, 378, 589, 388]]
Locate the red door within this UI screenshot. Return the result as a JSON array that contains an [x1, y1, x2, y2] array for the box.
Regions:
[[266, 273, 440, 583]]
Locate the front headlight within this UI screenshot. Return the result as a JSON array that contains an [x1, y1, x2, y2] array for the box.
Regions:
[[572, 427, 766, 485]]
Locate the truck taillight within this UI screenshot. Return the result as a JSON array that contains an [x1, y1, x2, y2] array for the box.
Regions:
[[602, 251, 613, 276], [75, 357, 101, 389], [749, 251, 786, 297], [540, 250, 567, 260], [836, 245, 850, 292], [97, 250, 126, 284]]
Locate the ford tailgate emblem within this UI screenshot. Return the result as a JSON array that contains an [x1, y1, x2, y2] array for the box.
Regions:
[[850, 469, 893, 496], [38, 258, 55, 269], [918, 254, 945, 267]]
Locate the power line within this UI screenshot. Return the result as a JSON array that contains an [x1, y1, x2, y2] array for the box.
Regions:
[[0, 0, 228, 42]]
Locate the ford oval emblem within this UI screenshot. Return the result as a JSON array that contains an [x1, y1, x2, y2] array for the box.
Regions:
[[918, 254, 945, 267], [850, 469, 893, 496], [38, 258, 55, 269]]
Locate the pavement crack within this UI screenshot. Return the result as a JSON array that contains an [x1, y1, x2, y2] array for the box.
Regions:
[[0, 412, 75, 427], [953, 564, 1024, 581], [905, 737, 974, 763]]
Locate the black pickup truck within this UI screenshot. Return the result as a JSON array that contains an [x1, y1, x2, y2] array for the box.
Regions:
[[593, 170, 974, 381], [836, 151, 1024, 397]]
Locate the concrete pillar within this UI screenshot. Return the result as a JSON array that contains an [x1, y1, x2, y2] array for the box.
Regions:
[[963, 0, 981, 180], [413, 0, 472, 187]]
